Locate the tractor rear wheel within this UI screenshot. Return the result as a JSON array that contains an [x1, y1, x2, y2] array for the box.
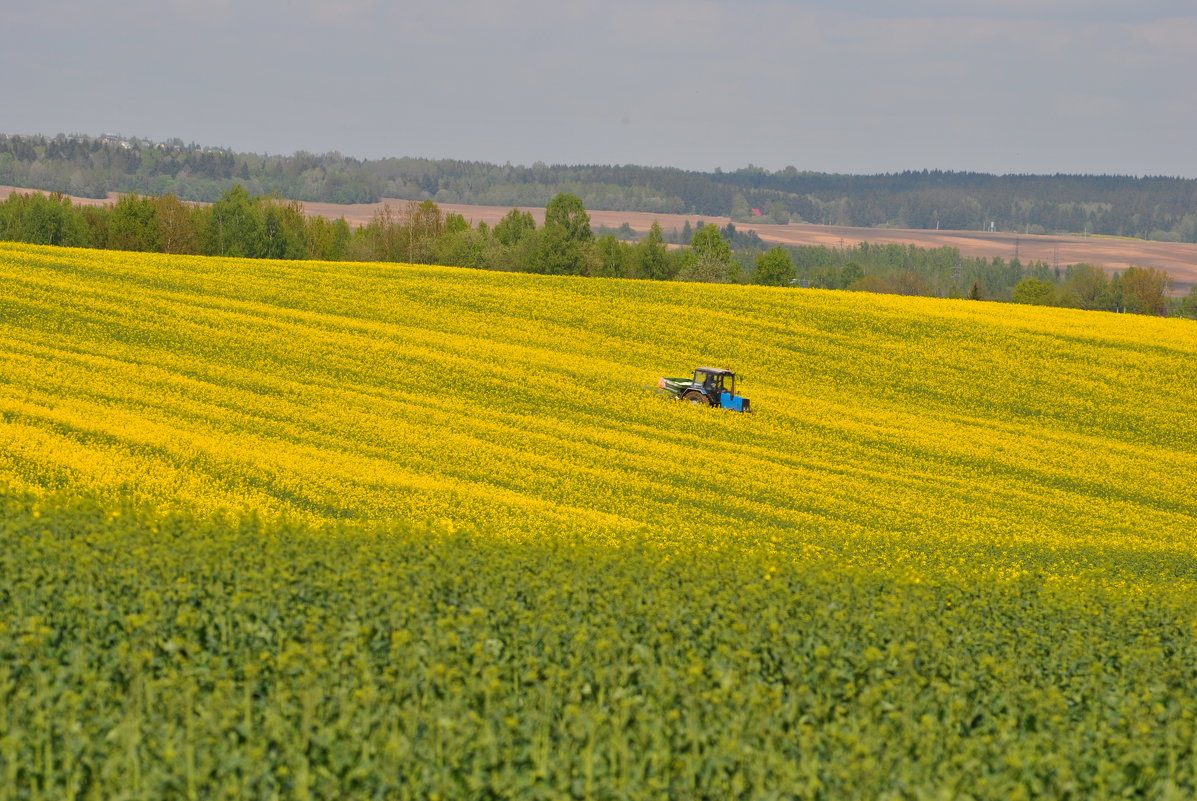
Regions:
[[682, 390, 711, 406]]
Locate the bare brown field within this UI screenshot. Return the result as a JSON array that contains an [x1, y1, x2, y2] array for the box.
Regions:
[[6, 186, 1194, 288], [0, 186, 122, 207]]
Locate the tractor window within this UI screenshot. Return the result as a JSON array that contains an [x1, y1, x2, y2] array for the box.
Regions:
[[698, 372, 723, 393]]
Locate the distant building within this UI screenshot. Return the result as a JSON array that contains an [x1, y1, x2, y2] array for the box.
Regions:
[[99, 133, 133, 149]]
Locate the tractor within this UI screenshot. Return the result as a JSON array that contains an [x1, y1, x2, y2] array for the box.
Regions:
[[657, 367, 751, 412]]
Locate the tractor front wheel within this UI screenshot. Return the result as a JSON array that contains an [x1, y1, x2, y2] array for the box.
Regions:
[[682, 390, 711, 406]]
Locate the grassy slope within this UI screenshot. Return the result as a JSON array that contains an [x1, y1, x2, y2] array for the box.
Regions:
[[3, 242, 1197, 798]]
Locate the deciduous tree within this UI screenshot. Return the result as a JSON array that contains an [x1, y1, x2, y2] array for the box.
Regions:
[[204, 185, 264, 258], [107, 194, 162, 252], [1012, 277, 1056, 306], [543, 193, 592, 242], [678, 224, 736, 283], [1121, 266, 1173, 315], [839, 262, 864, 289], [637, 221, 671, 281], [403, 200, 444, 263], [768, 201, 790, 225], [754, 245, 795, 286], [594, 234, 631, 278], [689, 223, 732, 264], [153, 194, 199, 254], [494, 208, 536, 246], [1060, 263, 1109, 310]]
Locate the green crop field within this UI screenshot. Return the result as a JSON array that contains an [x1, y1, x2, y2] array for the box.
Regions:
[[2, 241, 1197, 799]]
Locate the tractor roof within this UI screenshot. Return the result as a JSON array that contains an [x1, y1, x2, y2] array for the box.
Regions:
[[695, 367, 735, 376]]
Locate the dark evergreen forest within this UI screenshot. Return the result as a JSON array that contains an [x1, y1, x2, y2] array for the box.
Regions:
[[3, 133, 1195, 242]]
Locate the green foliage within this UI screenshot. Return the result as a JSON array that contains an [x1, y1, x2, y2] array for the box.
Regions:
[[203, 185, 265, 258], [637, 221, 672, 281], [106, 194, 163, 252], [0, 191, 91, 247], [840, 261, 864, 289], [493, 208, 536, 246], [356, 201, 447, 263], [6, 491, 1197, 800], [304, 215, 351, 261], [0, 187, 1181, 315], [404, 200, 446, 264], [1178, 286, 1197, 320], [528, 194, 597, 275], [781, 241, 1109, 305], [680, 219, 693, 244], [1059, 263, 1110, 310], [1120, 266, 1173, 316], [676, 255, 737, 284], [886, 271, 934, 296], [753, 245, 796, 286], [688, 223, 732, 264], [435, 227, 501, 271], [594, 233, 632, 278], [260, 198, 309, 260], [847, 274, 891, 293], [719, 222, 767, 250], [677, 224, 737, 283], [1012, 277, 1057, 306], [767, 201, 791, 225], [544, 192, 593, 242], [153, 194, 200, 255], [529, 224, 594, 276]]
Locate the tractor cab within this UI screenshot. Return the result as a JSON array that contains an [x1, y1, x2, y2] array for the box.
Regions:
[[694, 367, 734, 398], [693, 367, 750, 412]]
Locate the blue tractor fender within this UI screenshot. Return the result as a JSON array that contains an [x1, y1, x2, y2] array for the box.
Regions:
[[720, 391, 750, 412]]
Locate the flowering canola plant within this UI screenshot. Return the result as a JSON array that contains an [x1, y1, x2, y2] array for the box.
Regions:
[[2, 241, 1197, 799]]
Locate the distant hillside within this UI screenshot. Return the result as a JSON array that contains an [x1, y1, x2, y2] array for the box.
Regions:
[[3, 132, 1196, 242]]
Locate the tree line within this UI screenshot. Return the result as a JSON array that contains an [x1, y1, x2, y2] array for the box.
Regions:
[[1, 186, 1191, 318], [4, 133, 1196, 242], [781, 241, 1188, 317]]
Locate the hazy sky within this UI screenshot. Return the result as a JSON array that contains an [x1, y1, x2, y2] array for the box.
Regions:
[[6, 0, 1195, 176]]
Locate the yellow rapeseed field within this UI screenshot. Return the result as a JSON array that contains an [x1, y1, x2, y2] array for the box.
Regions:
[[2, 241, 1197, 799]]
